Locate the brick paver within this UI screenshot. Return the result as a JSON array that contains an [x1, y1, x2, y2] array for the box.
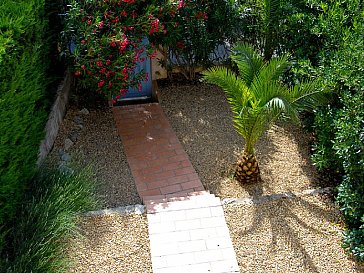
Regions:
[[113, 103, 240, 272], [112, 103, 204, 202]]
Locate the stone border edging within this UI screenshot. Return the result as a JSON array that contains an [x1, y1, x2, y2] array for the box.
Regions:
[[84, 204, 145, 217], [37, 71, 72, 166], [222, 187, 333, 206]]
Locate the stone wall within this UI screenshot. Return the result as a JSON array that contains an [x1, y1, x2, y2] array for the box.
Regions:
[[37, 71, 72, 166]]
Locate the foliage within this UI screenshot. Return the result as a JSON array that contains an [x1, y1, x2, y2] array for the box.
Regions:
[[202, 42, 326, 155], [274, 0, 364, 259], [335, 92, 364, 260], [0, 0, 50, 260], [62, 0, 169, 100], [151, 0, 241, 79], [3, 166, 100, 272]]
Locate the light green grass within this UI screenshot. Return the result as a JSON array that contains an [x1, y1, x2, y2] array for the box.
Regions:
[[4, 165, 100, 273]]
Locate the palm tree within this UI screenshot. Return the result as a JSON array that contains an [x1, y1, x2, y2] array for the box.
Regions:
[[202, 43, 326, 184]]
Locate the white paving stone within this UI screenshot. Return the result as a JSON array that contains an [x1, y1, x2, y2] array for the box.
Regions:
[[147, 192, 240, 273]]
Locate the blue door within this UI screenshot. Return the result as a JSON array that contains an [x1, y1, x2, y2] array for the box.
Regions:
[[117, 37, 152, 102]]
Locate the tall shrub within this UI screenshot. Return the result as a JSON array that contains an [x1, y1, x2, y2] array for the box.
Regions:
[[0, 0, 50, 260], [153, 0, 241, 79], [290, 0, 364, 259], [62, 0, 168, 101]]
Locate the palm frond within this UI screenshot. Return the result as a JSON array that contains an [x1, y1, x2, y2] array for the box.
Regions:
[[258, 53, 290, 82], [231, 42, 264, 87], [202, 66, 251, 113], [290, 80, 328, 112]]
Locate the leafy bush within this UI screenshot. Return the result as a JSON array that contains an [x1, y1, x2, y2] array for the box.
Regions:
[[289, 0, 364, 259], [335, 92, 364, 260], [0, 0, 50, 261], [153, 0, 241, 79], [3, 166, 100, 272], [62, 0, 165, 100]]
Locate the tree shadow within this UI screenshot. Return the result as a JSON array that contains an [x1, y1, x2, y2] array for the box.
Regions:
[[234, 191, 364, 272]]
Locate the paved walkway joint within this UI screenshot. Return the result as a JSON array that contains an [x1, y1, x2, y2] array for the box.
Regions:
[[113, 103, 240, 273]]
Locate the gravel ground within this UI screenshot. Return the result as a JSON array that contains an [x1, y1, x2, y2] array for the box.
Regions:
[[52, 82, 361, 273], [159, 83, 320, 199], [224, 195, 364, 273], [67, 214, 152, 273], [48, 105, 140, 207]]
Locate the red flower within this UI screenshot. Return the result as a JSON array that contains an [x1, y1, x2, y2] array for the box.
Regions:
[[112, 99, 117, 104], [121, 11, 127, 17], [81, 65, 86, 70], [74, 70, 81, 77], [100, 68, 106, 74], [81, 40, 86, 45], [106, 59, 111, 65], [99, 21, 104, 29], [112, 16, 120, 23], [120, 89, 128, 96], [149, 18, 160, 35], [87, 19, 92, 25], [108, 81, 113, 89], [110, 41, 117, 47], [96, 61, 103, 67], [177, 0, 185, 9], [196, 11, 208, 20], [150, 50, 158, 59], [177, 41, 184, 49], [119, 36, 129, 52], [98, 80, 105, 88]]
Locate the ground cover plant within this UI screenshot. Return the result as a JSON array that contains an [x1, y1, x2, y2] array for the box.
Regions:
[[202, 43, 326, 184], [3, 166, 100, 272]]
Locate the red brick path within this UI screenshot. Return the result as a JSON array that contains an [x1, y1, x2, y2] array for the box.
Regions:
[[112, 103, 204, 202]]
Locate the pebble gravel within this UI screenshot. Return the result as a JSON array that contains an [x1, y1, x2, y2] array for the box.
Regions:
[[224, 195, 364, 273], [53, 82, 363, 273], [159, 83, 320, 198], [49, 105, 141, 207], [67, 214, 152, 273]]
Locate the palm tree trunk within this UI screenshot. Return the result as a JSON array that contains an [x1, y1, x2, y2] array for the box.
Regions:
[[235, 151, 260, 184]]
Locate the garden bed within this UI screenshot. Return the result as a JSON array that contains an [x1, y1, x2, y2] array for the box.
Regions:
[[47, 105, 140, 207], [159, 83, 321, 198], [53, 82, 362, 272]]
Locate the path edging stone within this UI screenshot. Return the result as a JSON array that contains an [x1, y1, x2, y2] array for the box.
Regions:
[[84, 204, 145, 217], [222, 187, 332, 206]]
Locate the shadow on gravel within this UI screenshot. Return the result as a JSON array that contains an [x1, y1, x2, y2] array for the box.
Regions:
[[229, 192, 364, 272]]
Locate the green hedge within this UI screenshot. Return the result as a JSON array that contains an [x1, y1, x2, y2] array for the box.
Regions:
[[0, 0, 49, 258], [293, 0, 363, 260]]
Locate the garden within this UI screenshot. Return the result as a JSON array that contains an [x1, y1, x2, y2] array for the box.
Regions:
[[0, 0, 363, 272]]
